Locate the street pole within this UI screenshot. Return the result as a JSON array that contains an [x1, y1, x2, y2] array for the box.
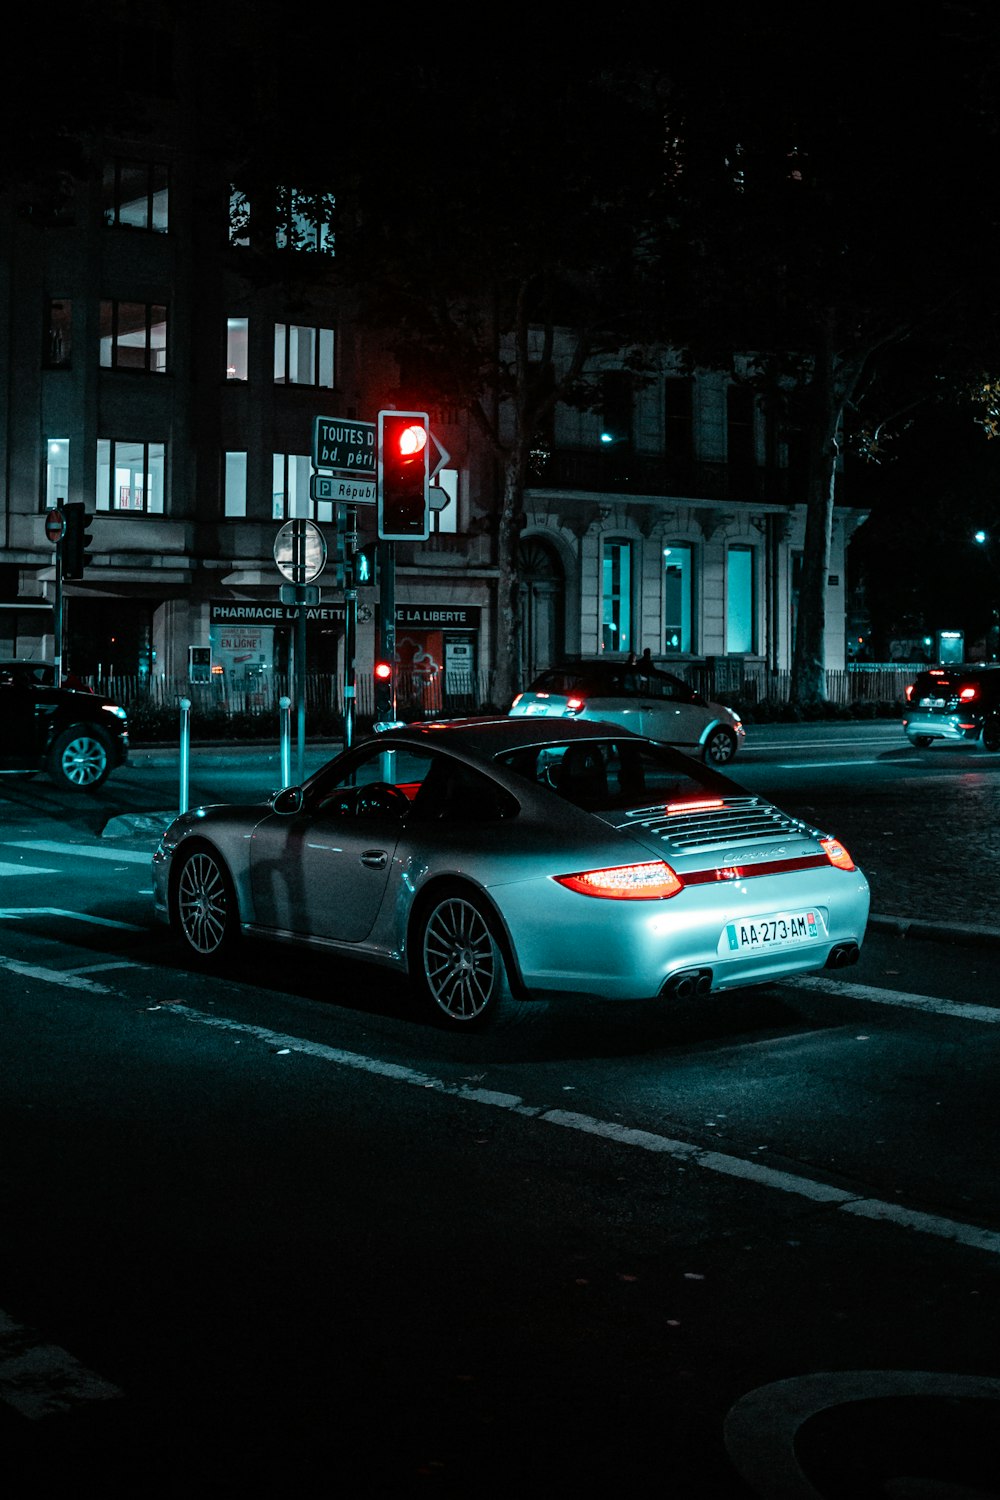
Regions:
[[54, 541, 64, 686], [293, 518, 307, 785], [343, 503, 358, 749], [378, 540, 397, 722]]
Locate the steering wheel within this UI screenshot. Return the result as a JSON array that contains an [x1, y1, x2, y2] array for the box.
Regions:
[[356, 782, 410, 817]]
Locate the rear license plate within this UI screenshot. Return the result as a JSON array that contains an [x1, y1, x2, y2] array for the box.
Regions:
[[724, 910, 820, 952]]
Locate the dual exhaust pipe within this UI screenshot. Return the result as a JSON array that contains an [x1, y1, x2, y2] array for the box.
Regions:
[[662, 940, 860, 1000]]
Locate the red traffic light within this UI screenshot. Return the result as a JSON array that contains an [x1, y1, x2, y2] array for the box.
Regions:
[[378, 410, 430, 542], [374, 660, 393, 681], [395, 423, 428, 459]]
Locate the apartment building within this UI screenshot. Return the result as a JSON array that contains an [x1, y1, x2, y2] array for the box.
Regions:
[[0, 29, 864, 706]]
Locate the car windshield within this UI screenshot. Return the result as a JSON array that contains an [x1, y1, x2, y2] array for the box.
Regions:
[[498, 737, 738, 811]]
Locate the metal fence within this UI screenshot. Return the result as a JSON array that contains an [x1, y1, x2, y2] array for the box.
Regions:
[[88, 662, 918, 727]]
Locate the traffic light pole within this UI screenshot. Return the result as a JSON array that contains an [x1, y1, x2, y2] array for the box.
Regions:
[[377, 540, 396, 721], [343, 503, 358, 749], [54, 541, 64, 686], [292, 519, 307, 785]]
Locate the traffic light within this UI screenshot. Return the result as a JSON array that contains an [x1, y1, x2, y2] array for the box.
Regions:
[[354, 543, 378, 587], [373, 658, 395, 721], [377, 410, 430, 542], [62, 501, 94, 579]]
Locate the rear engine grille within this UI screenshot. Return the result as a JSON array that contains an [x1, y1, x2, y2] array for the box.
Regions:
[[625, 797, 806, 853]]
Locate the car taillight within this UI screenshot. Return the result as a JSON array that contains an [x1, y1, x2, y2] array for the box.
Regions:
[[960, 686, 978, 701], [511, 693, 523, 708], [820, 837, 856, 872], [565, 696, 585, 712], [553, 861, 683, 899], [665, 798, 724, 814], [905, 684, 914, 701]]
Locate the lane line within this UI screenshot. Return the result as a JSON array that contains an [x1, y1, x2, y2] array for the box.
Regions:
[[157, 1001, 1000, 1259], [0, 908, 145, 931], [0, 956, 113, 993], [784, 974, 1000, 1024], [4, 840, 152, 865], [0, 862, 57, 877]]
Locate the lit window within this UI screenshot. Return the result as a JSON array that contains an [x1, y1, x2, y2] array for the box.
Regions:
[[224, 452, 247, 518], [229, 186, 250, 248], [274, 324, 334, 387], [45, 438, 70, 511], [96, 440, 165, 514], [102, 160, 169, 232], [99, 301, 167, 372], [662, 544, 693, 652], [601, 539, 632, 654], [275, 186, 336, 254], [726, 546, 755, 653], [226, 318, 248, 380], [272, 454, 321, 521]]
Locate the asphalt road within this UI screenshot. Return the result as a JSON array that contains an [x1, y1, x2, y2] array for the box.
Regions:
[[3, 719, 1000, 1496]]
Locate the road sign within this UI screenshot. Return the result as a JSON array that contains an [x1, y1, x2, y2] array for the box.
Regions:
[[429, 485, 449, 512], [273, 519, 327, 583], [312, 417, 376, 474], [429, 432, 450, 480], [44, 508, 65, 543], [310, 474, 377, 506]]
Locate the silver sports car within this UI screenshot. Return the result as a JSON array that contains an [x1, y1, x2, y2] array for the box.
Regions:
[[151, 717, 870, 1031]]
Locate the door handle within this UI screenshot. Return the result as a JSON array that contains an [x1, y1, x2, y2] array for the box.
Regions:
[[360, 850, 388, 869]]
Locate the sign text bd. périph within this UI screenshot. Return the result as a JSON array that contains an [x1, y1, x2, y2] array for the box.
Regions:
[[312, 417, 375, 474]]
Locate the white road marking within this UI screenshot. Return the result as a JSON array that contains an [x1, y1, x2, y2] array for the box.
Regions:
[[0, 908, 145, 931], [0, 956, 113, 993], [784, 974, 1000, 1024], [0, 1309, 123, 1418], [157, 1002, 1000, 1259], [4, 840, 152, 865], [0, 862, 56, 876]]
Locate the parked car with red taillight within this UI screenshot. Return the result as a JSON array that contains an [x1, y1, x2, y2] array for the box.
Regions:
[[902, 666, 1000, 750]]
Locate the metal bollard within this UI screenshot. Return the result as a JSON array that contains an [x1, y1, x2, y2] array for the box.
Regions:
[[179, 697, 191, 814], [279, 696, 292, 787]]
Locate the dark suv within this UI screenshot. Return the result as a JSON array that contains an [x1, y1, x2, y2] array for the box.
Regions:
[[902, 666, 1000, 751], [0, 665, 129, 789]]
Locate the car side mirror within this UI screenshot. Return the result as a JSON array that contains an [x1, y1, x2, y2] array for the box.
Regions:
[[270, 786, 303, 816]]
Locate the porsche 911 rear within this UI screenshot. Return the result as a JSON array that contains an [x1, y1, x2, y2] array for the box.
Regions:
[[493, 792, 869, 1002]]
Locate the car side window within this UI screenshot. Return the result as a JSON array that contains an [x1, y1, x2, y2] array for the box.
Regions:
[[410, 758, 518, 823]]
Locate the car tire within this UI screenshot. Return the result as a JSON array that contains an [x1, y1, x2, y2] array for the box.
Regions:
[[906, 734, 934, 748], [48, 726, 113, 790], [703, 726, 738, 767], [412, 885, 510, 1030], [172, 844, 240, 964], [982, 719, 1000, 753]]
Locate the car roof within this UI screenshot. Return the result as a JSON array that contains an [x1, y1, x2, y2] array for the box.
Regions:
[[371, 715, 646, 757]]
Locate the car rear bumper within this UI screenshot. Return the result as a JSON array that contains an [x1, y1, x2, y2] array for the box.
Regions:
[[903, 712, 981, 743]]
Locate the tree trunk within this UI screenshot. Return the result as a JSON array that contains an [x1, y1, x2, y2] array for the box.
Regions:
[[489, 440, 530, 710], [790, 336, 865, 708]]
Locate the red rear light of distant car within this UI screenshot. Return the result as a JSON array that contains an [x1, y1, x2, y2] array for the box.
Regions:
[[820, 837, 856, 871], [905, 684, 914, 701], [511, 693, 523, 708], [959, 686, 978, 701], [565, 696, 585, 712], [554, 861, 684, 899]]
